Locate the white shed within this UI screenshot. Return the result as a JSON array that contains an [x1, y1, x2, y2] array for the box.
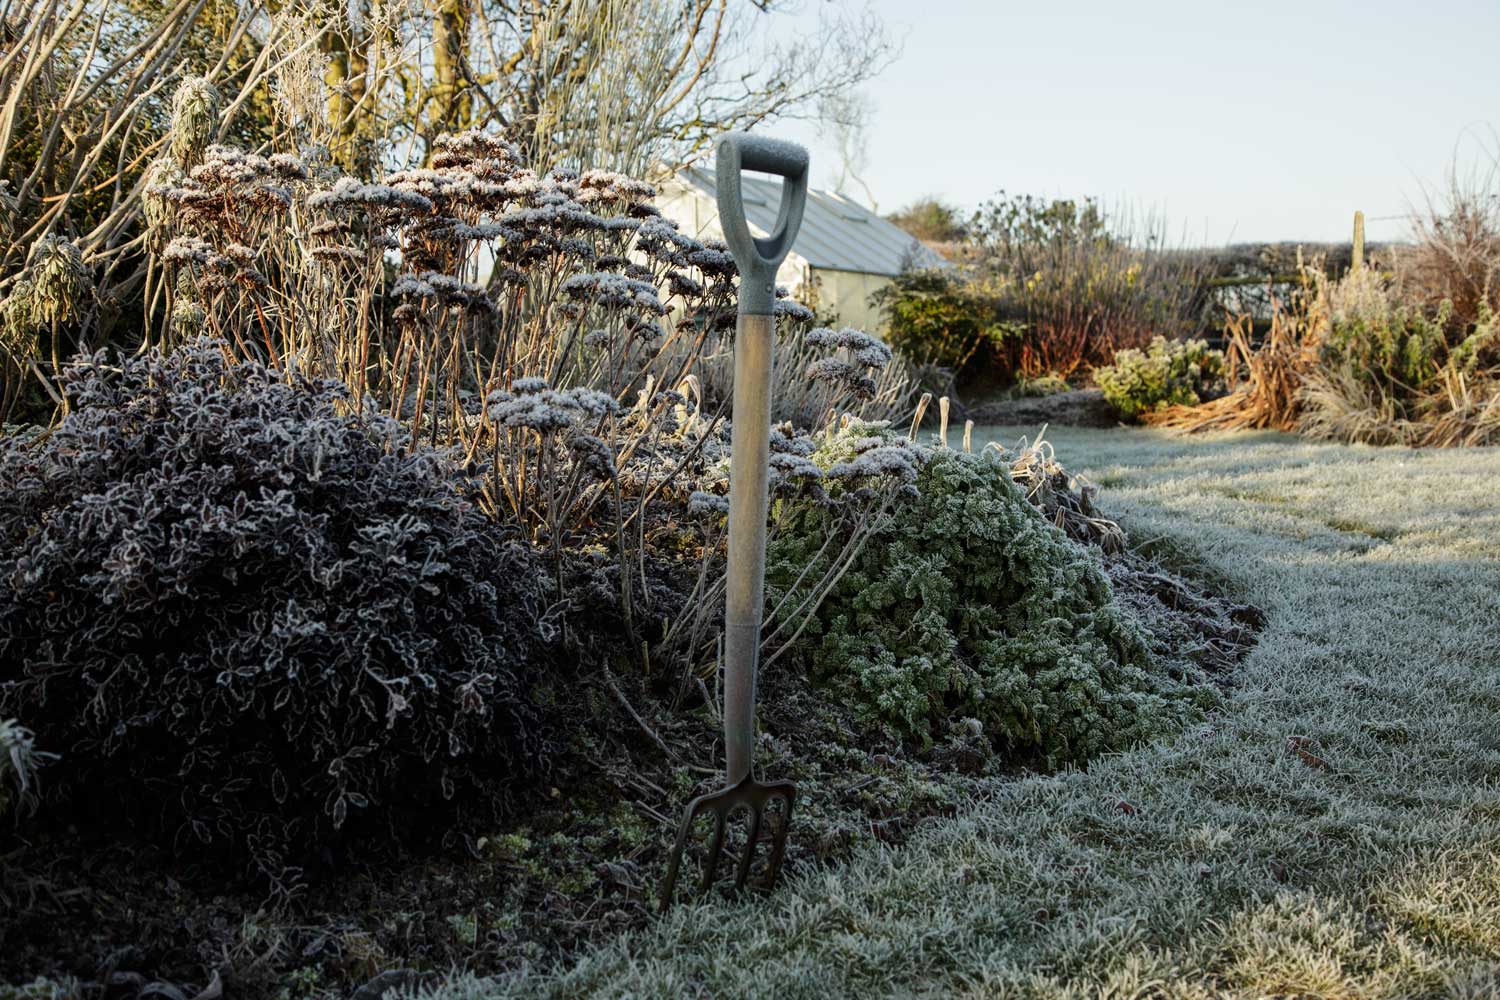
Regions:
[[656, 165, 950, 334]]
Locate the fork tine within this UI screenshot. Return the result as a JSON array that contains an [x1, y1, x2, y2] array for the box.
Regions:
[[734, 804, 764, 891], [762, 788, 795, 889], [696, 808, 728, 895], [659, 778, 799, 910], [659, 797, 706, 913]]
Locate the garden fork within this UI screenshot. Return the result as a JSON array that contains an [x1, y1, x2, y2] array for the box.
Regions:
[[659, 132, 809, 912]]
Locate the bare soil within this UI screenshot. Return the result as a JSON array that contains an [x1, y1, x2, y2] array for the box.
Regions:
[[964, 388, 1119, 429]]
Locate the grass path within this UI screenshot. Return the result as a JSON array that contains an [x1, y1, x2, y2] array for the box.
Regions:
[[427, 428, 1500, 1000]]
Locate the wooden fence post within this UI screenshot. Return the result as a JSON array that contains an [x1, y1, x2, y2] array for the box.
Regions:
[[1351, 210, 1365, 273]]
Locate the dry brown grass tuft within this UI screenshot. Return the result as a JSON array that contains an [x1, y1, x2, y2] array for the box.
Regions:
[[1149, 140, 1500, 449], [1417, 365, 1500, 447], [1143, 302, 1319, 434]]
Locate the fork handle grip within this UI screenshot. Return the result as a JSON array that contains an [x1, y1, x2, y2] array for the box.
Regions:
[[729, 134, 810, 180], [715, 132, 809, 316]]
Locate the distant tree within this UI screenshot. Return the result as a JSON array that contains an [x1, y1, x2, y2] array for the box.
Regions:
[[820, 89, 880, 211], [297, 0, 900, 177], [887, 197, 967, 244], [968, 192, 1113, 255]]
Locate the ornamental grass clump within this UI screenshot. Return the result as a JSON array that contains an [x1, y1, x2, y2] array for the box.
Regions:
[[0, 341, 555, 886], [1151, 150, 1500, 447], [767, 428, 1209, 763], [1095, 335, 1225, 421], [1298, 266, 1500, 446]]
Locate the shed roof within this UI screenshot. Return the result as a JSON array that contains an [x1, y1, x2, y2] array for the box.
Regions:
[[668, 165, 950, 278]]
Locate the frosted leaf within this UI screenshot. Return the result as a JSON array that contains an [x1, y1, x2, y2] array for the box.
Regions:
[[827, 445, 923, 483]]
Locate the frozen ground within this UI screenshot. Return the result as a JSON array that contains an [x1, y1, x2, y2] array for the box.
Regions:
[[420, 427, 1500, 1000]]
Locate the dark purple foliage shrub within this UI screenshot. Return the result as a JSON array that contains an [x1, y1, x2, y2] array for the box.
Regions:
[[0, 340, 554, 883]]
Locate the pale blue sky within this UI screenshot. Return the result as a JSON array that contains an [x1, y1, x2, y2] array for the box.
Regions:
[[772, 0, 1500, 245]]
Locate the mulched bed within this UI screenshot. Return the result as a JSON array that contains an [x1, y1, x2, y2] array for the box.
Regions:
[[965, 388, 1119, 429]]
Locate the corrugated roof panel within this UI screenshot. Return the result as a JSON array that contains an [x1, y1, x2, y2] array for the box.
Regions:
[[672, 166, 949, 277]]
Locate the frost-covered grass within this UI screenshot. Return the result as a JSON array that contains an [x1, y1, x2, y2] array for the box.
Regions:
[[415, 427, 1500, 1000]]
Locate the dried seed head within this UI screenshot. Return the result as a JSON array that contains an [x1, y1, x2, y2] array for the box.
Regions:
[[805, 357, 877, 399], [805, 326, 893, 368], [143, 156, 189, 243], [0, 180, 15, 236], [1, 277, 39, 362], [170, 297, 207, 338], [170, 77, 222, 169], [28, 236, 91, 328], [162, 236, 215, 267]]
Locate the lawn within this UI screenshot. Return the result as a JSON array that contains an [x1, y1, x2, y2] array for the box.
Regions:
[[421, 426, 1500, 1000]]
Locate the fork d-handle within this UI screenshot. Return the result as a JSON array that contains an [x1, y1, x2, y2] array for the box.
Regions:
[[715, 133, 809, 317], [717, 133, 808, 784]]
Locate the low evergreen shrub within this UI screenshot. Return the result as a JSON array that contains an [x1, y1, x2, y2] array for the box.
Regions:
[[1009, 373, 1072, 398], [876, 267, 1022, 380], [0, 341, 555, 882], [768, 432, 1209, 764], [1095, 335, 1225, 420]]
